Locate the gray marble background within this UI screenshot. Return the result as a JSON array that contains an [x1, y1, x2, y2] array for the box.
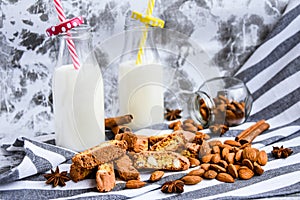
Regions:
[[0, 0, 288, 143]]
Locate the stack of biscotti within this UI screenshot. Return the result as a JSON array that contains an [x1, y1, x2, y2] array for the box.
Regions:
[[70, 117, 211, 192]]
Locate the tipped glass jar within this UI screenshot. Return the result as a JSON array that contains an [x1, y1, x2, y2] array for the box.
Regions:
[[189, 77, 253, 128]]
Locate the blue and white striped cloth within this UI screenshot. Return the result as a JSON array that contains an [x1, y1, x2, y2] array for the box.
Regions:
[[0, 1, 299, 199]]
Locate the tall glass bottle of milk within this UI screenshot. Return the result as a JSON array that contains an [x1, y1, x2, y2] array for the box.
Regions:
[[118, 14, 164, 129], [53, 25, 105, 151]]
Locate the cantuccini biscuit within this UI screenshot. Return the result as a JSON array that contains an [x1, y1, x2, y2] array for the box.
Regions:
[[131, 151, 190, 171], [114, 154, 140, 181], [69, 163, 94, 182], [96, 162, 116, 192], [72, 140, 127, 169], [150, 132, 187, 152]]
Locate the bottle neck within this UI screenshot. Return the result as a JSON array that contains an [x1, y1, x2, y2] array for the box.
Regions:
[[57, 25, 93, 68], [120, 13, 160, 65]]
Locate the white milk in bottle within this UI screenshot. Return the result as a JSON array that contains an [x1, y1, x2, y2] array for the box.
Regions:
[[53, 64, 105, 151], [118, 60, 164, 129]]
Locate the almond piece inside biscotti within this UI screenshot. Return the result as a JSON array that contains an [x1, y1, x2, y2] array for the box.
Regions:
[[131, 151, 190, 171]]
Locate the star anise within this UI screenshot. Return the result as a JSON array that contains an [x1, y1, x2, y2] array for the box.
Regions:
[[44, 166, 70, 187], [271, 146, 293, 158], [209, 124, 229, 136], [164, 109, 182, 121], [161, 180, 184, 193]]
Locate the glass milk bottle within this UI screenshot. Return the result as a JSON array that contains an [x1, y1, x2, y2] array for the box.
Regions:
[[53, 25, 105, 151], [118, 15, 164, 129]]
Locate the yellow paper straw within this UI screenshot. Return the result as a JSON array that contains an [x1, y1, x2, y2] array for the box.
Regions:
[[135, 0, 156, 65]]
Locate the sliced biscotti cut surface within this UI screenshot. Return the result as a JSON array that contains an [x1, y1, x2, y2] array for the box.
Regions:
[[114, 154, 140, 181], [131, 151, 190, 171], [72, 140, 127, 169], [150, 132, 187, 152], [70, 163, 94, 182], [96, 162, 116, 192]]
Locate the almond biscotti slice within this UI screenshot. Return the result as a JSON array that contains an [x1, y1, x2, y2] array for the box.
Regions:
[[96, 162, 116, 192], [131, 151, 190, 171], [133, 135, 149, 153], [72, 140, 127, 169], [150, 132, 187, 152], [114, 154, 140, 181], [69, 163, 95, 182]]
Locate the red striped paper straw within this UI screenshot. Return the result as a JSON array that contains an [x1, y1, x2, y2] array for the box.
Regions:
[[54, 0, 80, 70]]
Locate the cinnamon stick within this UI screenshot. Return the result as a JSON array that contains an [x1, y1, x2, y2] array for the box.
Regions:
[[105, 114, 133, 129], [239, 122, 270, 144], [111, 125, 132, 135], [235, 120, 266, 142]]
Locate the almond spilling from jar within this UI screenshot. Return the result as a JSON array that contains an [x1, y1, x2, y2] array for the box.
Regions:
[[238, 167, 254, 180], [181, 175, 202, 185], [149, 171, 164, 182], [216, 173, 235, 183], [126, 180, 146, 189]]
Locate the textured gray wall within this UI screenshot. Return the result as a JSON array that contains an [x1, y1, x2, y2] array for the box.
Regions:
[[0, 0, 288, 140]]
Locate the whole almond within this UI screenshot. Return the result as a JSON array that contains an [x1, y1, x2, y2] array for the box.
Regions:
[[210, 164, 226, 173], [240, 143, 251, 149], [216, 173, 235, 183], [149, 171, 164, 182], [219, 144, 233, 150], [218, 160, 228, 169], [238, 167, 254, 180], [211, 154, 221, 164], [212, 146, 221, 154], [222, 147, 230, 159], [234, 164, 241, 171], [242, 159, 254, 170], [201, 163, 211, 171], [224, 140, 241, 147], [227, 164, 238, 179], [188, 168, 205, 177], [202, 154, 213, 163], [225, 152, 235, 164], [126, 180, 146, 189], [203, 170, 218, 179], [253, 162, 264, 175], [199, 141, 212, 157], [243, 147, 258, 162], [181, 175, 202, 185], [208, 140, 222, 148], [235, 149, 243, 162], [257, 150, 268, 166], [183, 119, 194, 124], [189, 157, 201, 167]]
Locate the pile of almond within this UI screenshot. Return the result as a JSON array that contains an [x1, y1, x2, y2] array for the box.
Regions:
[[180, 139, 267, 185]]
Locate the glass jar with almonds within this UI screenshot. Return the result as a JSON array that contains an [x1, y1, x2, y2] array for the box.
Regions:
[[189, 77, 253, 128]]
